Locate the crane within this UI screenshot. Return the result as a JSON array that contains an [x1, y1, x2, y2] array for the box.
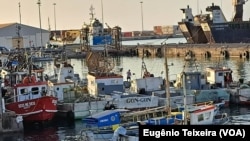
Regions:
[[232, 0, 249, 22]]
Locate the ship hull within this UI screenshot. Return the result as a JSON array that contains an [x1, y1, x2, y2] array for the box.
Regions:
[[178, 22, 208, 44], [5, 96, 58, 122], [209, 22, 250, 43]]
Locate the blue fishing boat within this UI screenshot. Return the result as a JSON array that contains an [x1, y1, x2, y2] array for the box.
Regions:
[[82, 109, 132, 129], [82, 5, 122, 51]]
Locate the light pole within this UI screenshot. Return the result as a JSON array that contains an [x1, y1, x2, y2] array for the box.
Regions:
[[53, 3, 57, 40], [18, 2, 21, 24], [101, 0, 104, 26], [140, 1, 144, 35], [37, 0, 43, 47]]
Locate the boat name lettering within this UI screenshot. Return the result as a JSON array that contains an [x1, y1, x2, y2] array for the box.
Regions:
[[100, 119, 108, 123], [126, 97, 151, 103], [211, 24, 228, 28], [52, 99, 57, 105], [215, 28, 224, 30], [18, 101, 36, 108]]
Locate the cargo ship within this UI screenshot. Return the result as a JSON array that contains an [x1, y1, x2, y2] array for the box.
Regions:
[[178, 0, 250, 44]]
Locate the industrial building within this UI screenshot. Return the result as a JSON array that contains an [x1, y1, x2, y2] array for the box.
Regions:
[[0, 23, 50, 50]]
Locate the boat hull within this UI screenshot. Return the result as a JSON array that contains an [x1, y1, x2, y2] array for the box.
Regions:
[[5, 96, 58, 122], [178, 22, 208, 44], [209, 22, 250, 43]]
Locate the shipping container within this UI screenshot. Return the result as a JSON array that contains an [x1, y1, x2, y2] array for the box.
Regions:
[[132, 31, 141, 37], [160, 25, 182, 36], [122, 32, 133, 37], [141, 30, 154, 36], [153, 26, 163, 35], [161, 25, 174, 35]]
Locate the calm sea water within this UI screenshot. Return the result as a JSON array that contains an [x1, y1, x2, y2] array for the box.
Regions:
[[3, 38, 250, 141]]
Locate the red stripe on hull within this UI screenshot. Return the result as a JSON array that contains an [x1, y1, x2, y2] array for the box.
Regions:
[[193, 106, 215, 114], [5, 96, 58, 122], [23, 111, 56, 122]]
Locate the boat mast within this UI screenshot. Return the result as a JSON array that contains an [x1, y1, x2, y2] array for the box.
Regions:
[[101, 0, 104, 33], [17, 2, 22, 49], [182, 72, 188, 125], [164, 47, 171, 115]]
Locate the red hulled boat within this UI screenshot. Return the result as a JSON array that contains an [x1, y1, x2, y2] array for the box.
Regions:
[[5, 80, 58, 122], [2, 66, 58, 123]]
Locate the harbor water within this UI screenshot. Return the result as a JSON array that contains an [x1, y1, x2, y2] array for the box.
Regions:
[[3, 38, 250, 140]]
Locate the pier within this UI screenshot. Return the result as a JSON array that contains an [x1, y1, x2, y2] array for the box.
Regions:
[[123, 43, 250, 58], [3, 43, 250, 59], [0, 99, 23, 134]]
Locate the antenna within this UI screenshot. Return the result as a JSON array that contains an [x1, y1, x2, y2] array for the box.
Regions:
[[48, 17, 51, 31], [101, 0, 104, 31], [89, 5, 95, 22], [17, 2, 22, 49]]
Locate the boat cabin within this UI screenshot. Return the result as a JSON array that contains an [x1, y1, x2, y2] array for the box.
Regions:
[[130, 77, 164, 94], [174, 71, 207, 89], [2, 69, 49, 103], [174, 66, 232, 89], [205, 67, 232, 88], [5, 81, 48, 103], [52, 60, 80, 84], [186, 102, 215, 125], [87, 72, 124, 96], [47, 81, 75, 102]]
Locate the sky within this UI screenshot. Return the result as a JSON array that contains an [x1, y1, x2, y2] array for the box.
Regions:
[[1, 0, 250, 32]]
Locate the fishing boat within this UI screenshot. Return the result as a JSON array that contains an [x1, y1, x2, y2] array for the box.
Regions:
[[63, 101, 226, 141], [178, 1, 250, 44], [173, 58, 231, 107], [140, 101, 228, 125], [81, 5, 122, 51], [1, 53, 58, 123], [3, 70, 58, 123]]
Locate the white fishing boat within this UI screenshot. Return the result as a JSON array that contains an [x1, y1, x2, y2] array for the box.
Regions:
[[173, 59, 231, 107]]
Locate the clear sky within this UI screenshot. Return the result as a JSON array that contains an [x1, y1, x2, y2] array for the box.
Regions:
[[1, 0, 250, 32]]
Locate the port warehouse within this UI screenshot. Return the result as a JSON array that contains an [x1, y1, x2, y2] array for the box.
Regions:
[[0, 23, 50, 50]]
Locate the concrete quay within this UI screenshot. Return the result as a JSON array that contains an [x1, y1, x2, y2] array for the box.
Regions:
[[124, 43, 250, 58], [0, 111, 23, 134], [63, 43, 250, 59]]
